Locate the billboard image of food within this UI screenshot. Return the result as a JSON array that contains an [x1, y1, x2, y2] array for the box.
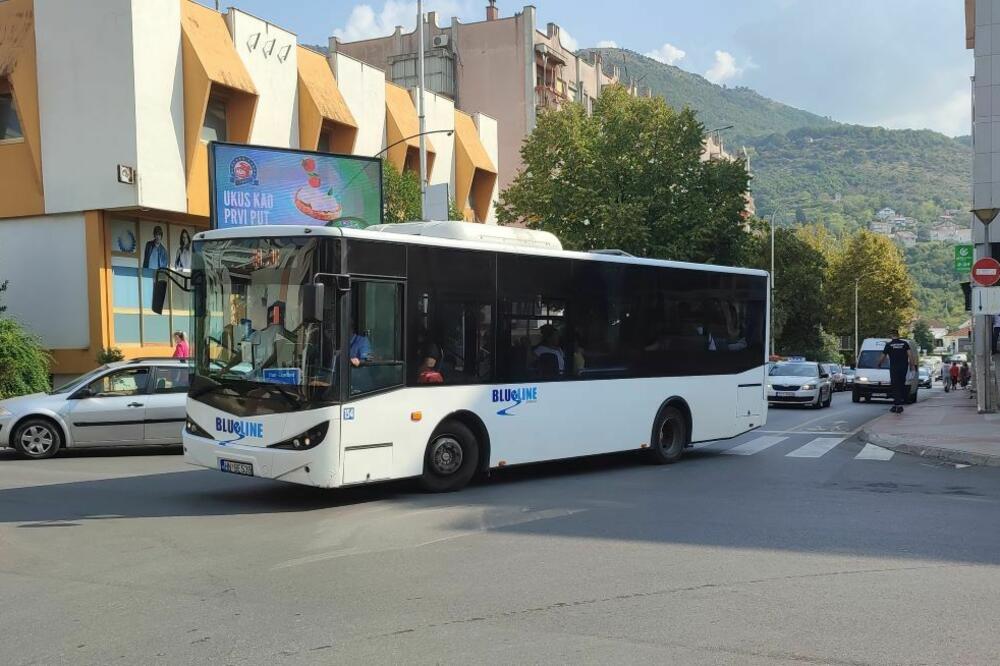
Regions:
[[210, 143, 383, 230]]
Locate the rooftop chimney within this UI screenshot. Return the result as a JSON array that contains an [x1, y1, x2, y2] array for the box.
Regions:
[[486, 0, 499, 21]]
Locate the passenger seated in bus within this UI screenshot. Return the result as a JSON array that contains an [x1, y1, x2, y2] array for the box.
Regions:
[[533, 324, 565, 376], [416, 343, 444, 384]]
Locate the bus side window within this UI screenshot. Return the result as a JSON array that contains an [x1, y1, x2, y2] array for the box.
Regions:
[[349, 281, 404, 396]]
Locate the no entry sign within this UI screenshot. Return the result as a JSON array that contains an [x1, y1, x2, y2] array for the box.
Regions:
[[971, 257, 1000, 286]]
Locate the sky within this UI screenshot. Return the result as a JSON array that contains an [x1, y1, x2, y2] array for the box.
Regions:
[[198, 0, 974, 137]]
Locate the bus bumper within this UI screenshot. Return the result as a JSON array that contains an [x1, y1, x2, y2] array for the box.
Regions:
[[183, 434, 337, 488]]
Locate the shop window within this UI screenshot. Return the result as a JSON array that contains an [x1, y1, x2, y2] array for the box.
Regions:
[[202, 93, 228, 143], [107, 218, 196, 348], [0, 80, 23, 141]]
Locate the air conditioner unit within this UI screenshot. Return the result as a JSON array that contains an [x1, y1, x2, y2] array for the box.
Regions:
[[432, 35, 449, 48]]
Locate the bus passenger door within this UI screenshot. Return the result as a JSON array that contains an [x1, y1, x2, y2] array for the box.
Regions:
[[342, 280, 407, 484]]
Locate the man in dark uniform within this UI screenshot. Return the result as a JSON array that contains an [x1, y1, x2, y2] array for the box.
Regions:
[[879, 330, 917, 414]]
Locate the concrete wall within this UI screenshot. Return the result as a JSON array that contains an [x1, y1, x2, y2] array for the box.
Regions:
[[453, 10, 532, 192], [0, 213, 90, 349], [131, 0, 186, 213], [474, 112, 499, 225], [35, 0, 140, 214], [973, 0, 1000, 244], [227, 9, 299, 148], [416, 89, 455, 188], [329, 52, 386, 158]]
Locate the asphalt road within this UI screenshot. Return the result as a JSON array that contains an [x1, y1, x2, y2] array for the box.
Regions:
[[2, 385, 999, 665]]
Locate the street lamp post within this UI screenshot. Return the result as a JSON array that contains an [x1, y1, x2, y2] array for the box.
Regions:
[[769, 208, 780, 359], [372, 129, 453, 159], [417, 0, 427, 220], [854, 277, 861, 362]]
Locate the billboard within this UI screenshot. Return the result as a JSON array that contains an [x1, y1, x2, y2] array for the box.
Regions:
[[209, 142, 383, 230]]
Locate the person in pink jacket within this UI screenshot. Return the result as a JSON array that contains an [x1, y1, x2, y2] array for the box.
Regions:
[[172, 331, 190, 359]]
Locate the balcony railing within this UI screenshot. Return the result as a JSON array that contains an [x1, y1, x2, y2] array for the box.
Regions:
[[535, 84, 568, 110]]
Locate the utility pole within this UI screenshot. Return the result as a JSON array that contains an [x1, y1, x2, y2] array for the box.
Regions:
[[417, 0, 428, 220], [769, 208, 779, 359], [854, 277, 860, 362], [971, 207, 999, 412]]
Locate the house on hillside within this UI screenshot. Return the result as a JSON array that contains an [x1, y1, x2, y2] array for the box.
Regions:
[[928, 221, 972, 242], [894, 230, 917, 247], [870, 219, 895, 235], [927, 322, 950, 351], [942, 321, 972, 355], [876, 207, 896, 221]]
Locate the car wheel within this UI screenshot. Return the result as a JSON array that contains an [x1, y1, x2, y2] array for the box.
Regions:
[[851, 390, 860, 403], [908, 387, 918, 404], [823, 390, 833, 408], [649, 406, 688, 464], [419, 421, 479, 493], [13, 418, 63, 460]]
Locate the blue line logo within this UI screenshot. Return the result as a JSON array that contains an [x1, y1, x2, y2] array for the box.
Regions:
[[491, 387, 538, 416], [215, 417, 264, 444]]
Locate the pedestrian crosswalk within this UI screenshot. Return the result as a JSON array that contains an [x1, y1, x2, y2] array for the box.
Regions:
[[696, 434, 895, 462]]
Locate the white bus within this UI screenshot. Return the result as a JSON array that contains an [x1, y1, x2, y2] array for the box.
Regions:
[[176, 222, 769, 492]]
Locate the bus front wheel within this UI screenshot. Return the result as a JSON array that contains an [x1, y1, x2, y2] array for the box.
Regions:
[[650, 406, 687, 464], [420, 420, 480, 493]]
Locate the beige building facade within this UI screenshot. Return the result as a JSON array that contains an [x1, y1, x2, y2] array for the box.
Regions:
[[332, 4, 624, 194]]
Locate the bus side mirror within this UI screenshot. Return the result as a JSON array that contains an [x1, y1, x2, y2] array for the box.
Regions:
[[302, 283, 325, 323], [152, 278, 168, 315]]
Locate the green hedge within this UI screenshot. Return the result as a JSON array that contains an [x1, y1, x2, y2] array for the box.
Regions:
[[0, 318, 51, 399]]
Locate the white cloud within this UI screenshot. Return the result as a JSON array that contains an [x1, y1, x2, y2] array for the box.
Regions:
[[877, 89, 972, 137], [704, 50, 748, 84], [559, 27, 578, 52], [596, 39, 618, 48], [644, 43, 686, 66], [333, 1, 470, 42]]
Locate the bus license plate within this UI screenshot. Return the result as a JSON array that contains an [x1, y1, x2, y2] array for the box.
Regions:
[[776, 391, 795, 397], [219, 459, 254, 476]]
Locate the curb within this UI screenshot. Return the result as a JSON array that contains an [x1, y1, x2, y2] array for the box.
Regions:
[[858, 429, 1000, 467]]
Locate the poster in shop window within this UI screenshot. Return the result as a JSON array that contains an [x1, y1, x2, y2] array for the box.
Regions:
[[209, 142, 383, 230]]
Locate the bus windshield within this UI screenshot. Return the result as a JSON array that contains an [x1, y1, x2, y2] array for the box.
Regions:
[[192, 236, 339, 412]]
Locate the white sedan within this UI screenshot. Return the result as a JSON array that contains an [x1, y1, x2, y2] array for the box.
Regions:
[[0, 359, 189, 459], [767, 361, 834, 409]]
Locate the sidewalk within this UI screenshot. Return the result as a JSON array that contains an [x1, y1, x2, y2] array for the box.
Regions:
[[858, 388, 1000, 467]]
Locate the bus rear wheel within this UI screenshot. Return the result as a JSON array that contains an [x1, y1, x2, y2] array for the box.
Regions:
[[649, 406, 687, 464], [419, 420, 479, 493]]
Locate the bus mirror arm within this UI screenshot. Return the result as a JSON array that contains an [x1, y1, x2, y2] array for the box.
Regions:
[[152, 268, 193, 315], [314, 273, 352, 293]]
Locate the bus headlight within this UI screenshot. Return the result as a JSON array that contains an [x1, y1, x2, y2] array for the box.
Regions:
[[185, 417, 212, 438], [269, 421, 329, 451]]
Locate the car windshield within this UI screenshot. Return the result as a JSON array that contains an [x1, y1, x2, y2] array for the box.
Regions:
[[770, 363, 817, 377], [51, 365, 111, 394], [843, 368, 855, 376], [857, 350, 889, 369], [192, 237, 339, 412]]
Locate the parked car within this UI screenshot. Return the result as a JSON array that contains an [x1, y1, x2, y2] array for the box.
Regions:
[[842, 367, 856, 388], [767, 361, 834, 409], [0, 358, 190, 459], [918, 367, 933, 389], [823, 363, 846, 391]]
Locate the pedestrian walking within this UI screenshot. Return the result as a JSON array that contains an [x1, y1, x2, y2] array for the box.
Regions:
[[172, 331, 190, 359], [948, 361, 960, 392], [878, 331, 916, 413], [960, 361, 971, 389]]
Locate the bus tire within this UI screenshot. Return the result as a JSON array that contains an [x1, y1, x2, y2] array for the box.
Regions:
[[649, 406, 687, 465], [420, 420, 479, 493]]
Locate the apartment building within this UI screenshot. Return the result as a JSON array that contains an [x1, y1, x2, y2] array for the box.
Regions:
[[333, 3, 624, 192], [0, 0, 499, 380]]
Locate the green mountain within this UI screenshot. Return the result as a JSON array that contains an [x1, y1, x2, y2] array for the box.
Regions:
[[581, 47, 972, 324], [580, 47, 839, 144]]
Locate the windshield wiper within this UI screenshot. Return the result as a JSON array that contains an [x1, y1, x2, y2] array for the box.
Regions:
[[262, 383, 301, 409]]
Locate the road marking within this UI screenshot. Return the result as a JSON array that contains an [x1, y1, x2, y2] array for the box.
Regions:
[[723, 435, 787, 455], [760, 430, 859, 436], [855, 444, 894, 461], [786, 437, 845, 458]]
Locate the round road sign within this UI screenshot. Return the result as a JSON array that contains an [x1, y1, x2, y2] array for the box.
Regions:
[[971, 257, 1000, 287]]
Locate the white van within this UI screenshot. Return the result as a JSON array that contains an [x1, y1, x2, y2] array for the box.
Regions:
[[852, 338, 919, 404]]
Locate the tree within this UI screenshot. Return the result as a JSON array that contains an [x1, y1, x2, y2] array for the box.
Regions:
[[497, 86, 752, 265], [913, 320, 935, 353], [382, 159, 422, 224], [745, 225, 829, 358], [827, 230, 917, 345], [0, 318, 51, 399]]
